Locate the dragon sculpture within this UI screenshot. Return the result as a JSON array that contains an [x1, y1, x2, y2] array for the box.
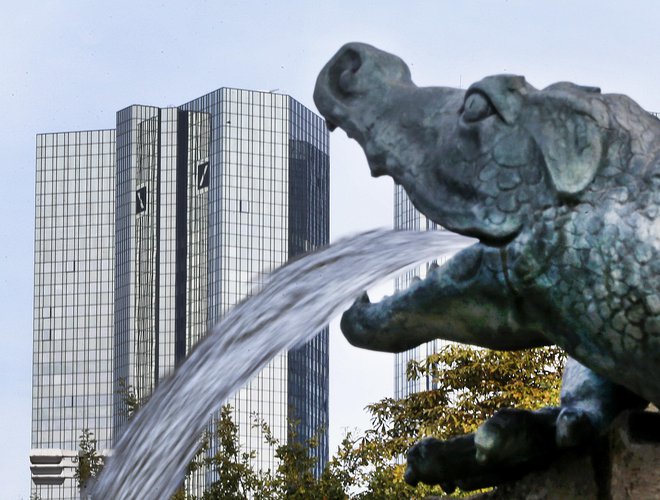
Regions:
[[314, 43, 660, 491]]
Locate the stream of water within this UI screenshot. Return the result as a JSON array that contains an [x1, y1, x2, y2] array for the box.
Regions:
[[93, 229, 473, 499]]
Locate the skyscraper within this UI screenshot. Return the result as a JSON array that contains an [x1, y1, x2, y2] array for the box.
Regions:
[[393, 186, 450, 399], [31, 89, 329, 499], [31, 130, 117, 498]]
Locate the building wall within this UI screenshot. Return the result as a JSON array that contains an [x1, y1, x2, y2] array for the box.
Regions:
[[287, 98, 330, 475], [113, 106, 211, 435], [182, 89, 329, 476], [32, 89, 329, 498], [393, 185, 450, 399], [114, 105, 160, 416], [183, 89, 291, 474], [31, 130, 116, 499]]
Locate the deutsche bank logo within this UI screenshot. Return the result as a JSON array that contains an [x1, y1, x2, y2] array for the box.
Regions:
[[136, 186, 147, 214], [197, 161, 210, 189]]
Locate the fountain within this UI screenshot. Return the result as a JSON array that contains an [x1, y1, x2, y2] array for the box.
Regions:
[[96, 42, 660, 497], [313, 43, 660, 494], [93, 229, 472, 498]]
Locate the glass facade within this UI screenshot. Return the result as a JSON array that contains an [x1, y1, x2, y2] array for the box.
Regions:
[[113, 105, 211, 427], [286, 99, 330, 476], [31, 89, 329, 499], [31, 130, 116, 499], [393, 186, 450, 399], [181, 89, 329, 479]]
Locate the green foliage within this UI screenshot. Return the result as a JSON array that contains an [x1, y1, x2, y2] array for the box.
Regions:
[[72, 380, 139, 496], [190, 405, 265, 499], [116, 377, 140, 420], [186, 405, 346, 499], [321, 427, 448, 499], [321, 345, 566, 498], [257, 415, 321, 497], [76, 345, 565, 499], [74, 428, 104, 491], [381, 344, 566, 441]]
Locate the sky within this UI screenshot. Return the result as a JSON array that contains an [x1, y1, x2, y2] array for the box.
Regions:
[[2, 1, 660, 497]]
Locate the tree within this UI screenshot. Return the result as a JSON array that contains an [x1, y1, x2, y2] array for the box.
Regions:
[[74, 428, 104, 497], [330, 345, 566, 498], [188, 405, 266, 499], [372, 345, 565, 442], [256, 415, 348, 499], [115, 377, 140, 419], [189, 406, 344, 499], [76, 345, 565, 498], [73, 379, 137, 498]]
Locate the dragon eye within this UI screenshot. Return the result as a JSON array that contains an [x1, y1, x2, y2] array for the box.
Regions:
[[462, 92, 494, 122]]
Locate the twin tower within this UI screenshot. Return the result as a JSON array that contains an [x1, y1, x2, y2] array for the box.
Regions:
[[31, 88, 329, 498]]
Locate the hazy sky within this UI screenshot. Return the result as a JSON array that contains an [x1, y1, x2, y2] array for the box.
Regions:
[[3, 1, 660, 497]]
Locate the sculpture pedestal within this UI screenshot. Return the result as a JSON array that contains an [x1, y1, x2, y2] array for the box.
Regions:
[[454, 411, 660, 500]]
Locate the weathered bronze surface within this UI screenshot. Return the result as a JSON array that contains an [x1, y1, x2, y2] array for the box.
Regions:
[[315, 43, 660, 489]]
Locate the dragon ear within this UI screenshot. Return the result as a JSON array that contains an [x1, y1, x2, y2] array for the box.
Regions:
[[534, 85, 608, 197]]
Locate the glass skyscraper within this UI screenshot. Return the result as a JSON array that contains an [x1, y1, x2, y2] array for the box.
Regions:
[[393, 186, 450, 399], [31, 89, 329, 499], [31, 131, 116, 498]]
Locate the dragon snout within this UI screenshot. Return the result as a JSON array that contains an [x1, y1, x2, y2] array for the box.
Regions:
[[314, 43, 370, 125], [315, 44, 365, 131], [321, 42, 412, 98], [314, 42, 413, 133], [314, 43, 372, 133]]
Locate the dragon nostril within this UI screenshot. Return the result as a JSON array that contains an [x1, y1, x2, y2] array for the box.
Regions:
[[339, 69, 356, 94], [330, 47, 363, 96], [342, 48, 362, 72]]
